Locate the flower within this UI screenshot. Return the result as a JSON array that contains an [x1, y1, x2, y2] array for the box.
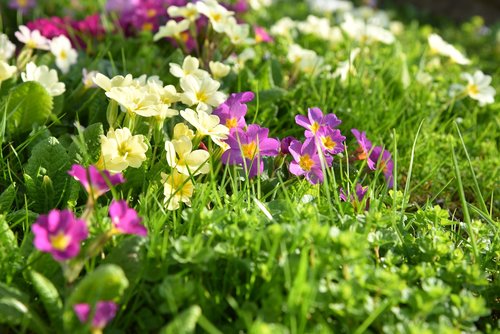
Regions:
[[288, 138, 331, 184], [105, 86, 162, 117], [32, 209, 88, 261], [340, 183, 368, 202], [93, 73, 134, 92], [460, 70, 495, 106], [340, 14, 395, 44], [209, 61, 231, 80], [161, 171, 194, 210], [316, 127, 345, 155], [196, 0, 234, 33], [280, 136, 297, 155], [168, 3, 200, 22], [254, 26, 273, 43], [109, 200, 147, 236], [287, 44, 324, 75], [221, 124, 280, 178], [428, 33, 470, 65], [26, 17, 70, 40], [173, 123, 195, 140], [370, 146, 394, 188], [332, 48, 361, 82], [181, 108, 229, 148], [212, 91, 254, 131], [307, 0, 352, 12], [99, 128, 148, 173], [170, 56, 207, 80], [351, 129, 376, 170], [15, 25, 50, 50], [0, 34, 16, 61], [21, 62, 66, 96], [82, 69, 98, 89], [153, 19, 190, 41], [180, 75, 226, 112], [68, 164, 125, 200], [74, 301, 118, 331], [224, 18, 252, 45], [165, 136, 210, 176], [270, 17, 296, 37], [0, 61, 17, 84], [8, 0, 36, 14], [49, 35, 78, 74], [295, 107, 341, 138]]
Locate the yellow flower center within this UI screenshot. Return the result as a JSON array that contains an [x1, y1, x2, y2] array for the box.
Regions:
[[17, 0, 28, 7], [142, 23, 154, 32], [226, 118, 238, 129], [212, 13, 222, 23], [27, 39, 37, 49], [467, 84, 479, 96], [310, 122, 320, 134], [241, 141, 258, 159], [147, 9, 157, 18], [59, 50, 67, 60], [321, 136, 336, 151], [50, 231, 70, 251], [180, 31, 190, 42], [196, 91, 208, 103], [118, 143, 133, 158], [299, 154, 315, 171]]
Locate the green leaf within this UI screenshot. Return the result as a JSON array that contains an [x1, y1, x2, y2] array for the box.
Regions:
[[68, 122, 104, 165], [0, 282, 29, 326], [3, 81, 53, 137], [0, 183, 16, 213], [30, 271, 63, 328], [103, 236, 146, 285], [160, 305, 202, 334], [0, 215, 17, 250]]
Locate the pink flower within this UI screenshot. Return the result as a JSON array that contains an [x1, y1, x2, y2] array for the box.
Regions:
[[74, 301, 118, 330], [370, 146, 394, 188], [68, 165, 125, 200], [351, 128, 376, 170], [295, 107, 341, 138], [289, 138, 332, 184], [254, 26, 273, 43], [109, 200, 147, 236], [316, 127, 345, 155], [32, 209, 88, 261], [212, 91, 254, 131]]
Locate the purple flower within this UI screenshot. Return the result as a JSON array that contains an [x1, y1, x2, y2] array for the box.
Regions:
[[316, 127, 345, 155], [26, 17, 70, 40], [255, 26, 273, 43], [109, 200, 147, 236], [295, 107, 342, 138], [8, 0, 36, 14], [74, 301, 118, 330], [289, 138, 332, 184], [351, 129, 376, 170], [32, 209, 88, 261], [280, 136, 297, 155], [105, 0, 140, 13], [370, 146, 394, 188], [221, 124, 280, 178], [68, 165, 125, 200], [340, 184, 369, 210], [213, 92, 254, 131]]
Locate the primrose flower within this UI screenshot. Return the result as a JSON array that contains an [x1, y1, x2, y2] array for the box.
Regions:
[[221, 124, 280, 178], [340, 14, 395, 44], [165, 136, 210, 176], [32, 209, 88, 261], [153, 19, 190, 41], [168, 3, 200, 22], [161, 171, 194, 210], [316, 127, 345, 155], [181, 108, 229, 148], [74, 301, 118, 331], [99, 128, 148, 173], [15, 26, 50, 50], [68, 164, 125, 200], [180, 75, 226, 112], [209, 61, 231, 80], [280, 136, 297, 155], [212, 91, 254, 131], [173, 123, 195, 140], [340, 183, 368, 202], [224, 18, 253, 45], [82, 69, 98, 89], [460, 71, 495, 106], [170, 56, 207, 80], [21, 62, 66, 96], [196, 0, 234, 33], [428, 33, 470, 65], [93, 73, 134, 92], [270, 17, 296, 37], [105, 86, 162, 117], [49, 35, 78, 74], [0, 34, 16, 61], [351, 128, 376, 170], [254, 26, 273, 43], [0, 61, 17, 84], [295, 107, 342, 138], [370, 146, 394, 188], [332, 48, 361, 82], [289, 138, 331, 184], [9, 0, 36, 14], [109, 200, 147, 236]]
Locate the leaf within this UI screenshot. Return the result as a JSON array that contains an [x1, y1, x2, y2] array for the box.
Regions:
[[0, 183, 16, 213], [30, 271, 63, 328], [68, 122, 104, 165], [256, 87, 287, 105], [103, 236, 146, 286], [3, 81, 53, 137], [0, 282, 29, 326], [0, 215, 17, 250], [160, 305, 202, 334]]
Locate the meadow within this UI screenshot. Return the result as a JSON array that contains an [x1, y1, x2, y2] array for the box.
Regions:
[[0, 0, 498, 333]]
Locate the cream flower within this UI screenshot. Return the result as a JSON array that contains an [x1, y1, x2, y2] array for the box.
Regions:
[[99, 128, 148, 173], [180, 75, 226, 112], [180, 108, 229, 148], [173, 123, 195, 140], [248, 0, 272, 10], [169, 56, 207, 80], [161, 171, 194, 210], [0, 61, 17, 84], [15, 25, 50, 50], [21, 62, 65, 96], [270, 17, 296, 37], [165, 136, 210, 176], [224, 18, 253, 45], [196, 0, 234, 33], [105, 86, 162, 117], [340, 14, 395, 44], [227, 48, 256, 73], [0, 34, 16, 61], [153, 19, 190, 41], [288, 44, 323, 75], [332, 48, 360, 82], [167, 3, 200, 22], [49, 35, 78, 74], [461, 71, 495, 106], [93, 73, 134, 92], [82, 69, 98, 89], [428, 34, 470, 65], [209, 61, 231, 80]]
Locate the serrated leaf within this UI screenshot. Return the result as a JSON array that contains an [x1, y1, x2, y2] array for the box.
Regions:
[[160, 305, 202, 334], [4, 81, 53, 136], [0, 183, 16, 213], [30, 271, 63, 328]]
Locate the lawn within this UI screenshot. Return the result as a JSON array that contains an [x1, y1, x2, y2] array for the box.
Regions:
[[0, 0, 498, 333]]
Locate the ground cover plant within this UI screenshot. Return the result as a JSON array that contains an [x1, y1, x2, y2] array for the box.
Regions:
[[0, 0, 498, 333]]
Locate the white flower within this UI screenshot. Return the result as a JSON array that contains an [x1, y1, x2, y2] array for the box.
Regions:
[[288, 44, 323, 75], [99, 127, 148, 173], [105, 86, 162, 117], [428, 33, 470, 65], [153, 19, 190, 41], [15, 26, 50, 50], [209, 61, 231, 80], [21, 62, 65, 96], [170, 55, 207, 80], [167, 3, 200, 22], [49, 35, 78, 74], [196, 0, 234, 33], [270, 17, 296, 37], [248, 0, 272, 10], [461, 71, 495, 106], [340, 14, 395, 44], [224, 18, 253, 45], [82, 69, 98, 89], [180, 108, 229, 148], [180, 75, 226, 112], [173, 123, 195, 140], [297, 15, 331, 40], [0, 60, 17, 84], [93, 73, 134, 92], [307, 0, 352, 13], [0, 34, 16, 61], [227, 48, 256, 73], [161, 171, 194, 210], [332, 48, 360, 82], [165, 136, 210, 176]]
